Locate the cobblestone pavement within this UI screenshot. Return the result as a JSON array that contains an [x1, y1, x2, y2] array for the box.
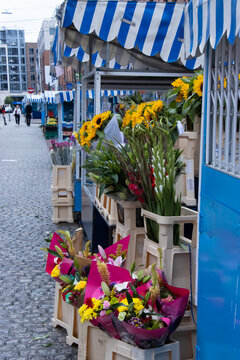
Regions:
[[0, 116, 79, 359]]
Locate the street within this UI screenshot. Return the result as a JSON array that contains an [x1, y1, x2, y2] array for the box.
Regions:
[[0, 117, 78, 359]]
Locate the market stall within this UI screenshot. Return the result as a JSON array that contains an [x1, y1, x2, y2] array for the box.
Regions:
[[22, 93, 44, 122]]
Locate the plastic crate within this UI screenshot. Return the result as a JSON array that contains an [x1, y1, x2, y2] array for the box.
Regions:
[[52, 205, 74, 223], [105, 339, 180, 360], [141, 207, 198, 299], [52, 165, 73, 192], [113, 200, 145, 269]]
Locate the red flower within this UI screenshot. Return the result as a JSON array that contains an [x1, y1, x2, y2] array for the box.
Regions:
[[85, 297, 94, 308], [138, 197, 144, 204], [129, 183, 138, 191]]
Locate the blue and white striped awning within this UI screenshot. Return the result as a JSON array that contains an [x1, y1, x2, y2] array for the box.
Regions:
[[185, 0, 240, 58], [22, 94, 44, 103], [85, 89, 134, 99], [44, 91, 75, 104], [61, 0, 198, 69]]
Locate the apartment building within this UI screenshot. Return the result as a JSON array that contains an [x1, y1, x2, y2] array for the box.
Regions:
[[0, 28, 27, 104], [25, 43, 38, 91]]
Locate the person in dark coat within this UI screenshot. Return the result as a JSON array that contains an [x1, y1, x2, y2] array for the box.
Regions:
[[25, 103, 32, 126]]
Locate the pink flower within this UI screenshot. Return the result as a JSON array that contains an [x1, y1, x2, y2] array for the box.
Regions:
[[103, 301, 110, 309], [100, 310, 106, 316]]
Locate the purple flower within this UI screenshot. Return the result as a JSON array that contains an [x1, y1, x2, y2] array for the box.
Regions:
[[128, 317, 144, 328], [100, 310, 106, 317]]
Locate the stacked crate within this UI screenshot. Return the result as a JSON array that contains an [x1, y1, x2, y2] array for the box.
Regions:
[[51, 165, 74, 223]]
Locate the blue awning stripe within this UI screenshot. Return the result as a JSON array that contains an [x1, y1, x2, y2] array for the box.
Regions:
[[185, 0, 240, 58], [62, 1, 188, 64]]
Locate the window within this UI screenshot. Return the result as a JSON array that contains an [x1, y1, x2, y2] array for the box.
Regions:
[[0, 65, 7, 72], [49, 28, 55, 35], [20, 48, 25, 55], [10, 74, 20, 82], [10, 65, 19, 73], [0, 83, 8, 91], [30, 83, 35, 88], [30, 57, 35, 64], [8, 48, 18, 56], [10, 83, 20, 91], [21, 75, 26, 82], [30, 66, 35, 72], [22, 83, 27, 91], [0, 56, 6, 63], [0, 74, 7, 81], [21, 57, 25, 64], [0, 48, 6, 55], [29, 48, 34, 55], [21, 66, 26, 73], [30, 74, 35, 81]]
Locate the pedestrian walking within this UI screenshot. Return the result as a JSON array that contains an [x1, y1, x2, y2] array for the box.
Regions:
[[13, 105, 21, 125], [0, 105, 7, 125], [25, 102, 32, 126]]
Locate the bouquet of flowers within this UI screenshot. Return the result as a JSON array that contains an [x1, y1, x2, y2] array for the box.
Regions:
[[50, 139, 73, 165], [45, 231, 130, 306], [73, 111, 113, 148], [79, 261, 189, 349]]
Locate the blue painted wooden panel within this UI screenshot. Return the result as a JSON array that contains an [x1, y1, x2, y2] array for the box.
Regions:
[[198, 165, 240, 359]]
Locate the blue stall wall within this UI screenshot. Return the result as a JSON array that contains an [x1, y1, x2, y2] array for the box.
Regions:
[[198, 166, 240, 359]]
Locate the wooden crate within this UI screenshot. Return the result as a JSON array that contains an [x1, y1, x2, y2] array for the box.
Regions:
[[105, 339, 180, 360], [114, 200, 145, 269], [52, 189, 73, 203], [52, 282, 73, 336], [95, 185, 118, 225], [52, 205, 74, 223], [142, 207, 198, 300], [171, 307, 197, 360], [52, 165, 73, 192]]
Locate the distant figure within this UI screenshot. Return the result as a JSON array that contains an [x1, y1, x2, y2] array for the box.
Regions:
[[25, 102, 32, 126], [13, 105, 21, 125], [1, 105, 7, 125]]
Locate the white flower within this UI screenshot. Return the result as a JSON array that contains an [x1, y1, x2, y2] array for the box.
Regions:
[[98, 245, 107, 260], [114, 281, 129, 291], [113, 256, 123, 267]]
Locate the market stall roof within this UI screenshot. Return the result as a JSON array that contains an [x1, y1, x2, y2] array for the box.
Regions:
[[22, 94, 44, 103], [184, 0, 240, 58], [44, 90, 75, 104], [61, 0, 199, 69]]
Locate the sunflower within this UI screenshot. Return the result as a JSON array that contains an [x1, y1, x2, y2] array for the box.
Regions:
[[193, 74, 204, 97], [152, 99, 164, 113], [91, 114, 103, 129]]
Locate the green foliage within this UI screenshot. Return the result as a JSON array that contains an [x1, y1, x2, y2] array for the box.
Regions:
[[4, 96, 13, 105]]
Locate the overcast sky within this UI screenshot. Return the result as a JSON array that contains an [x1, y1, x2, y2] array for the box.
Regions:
[[0, 0, 63, 42]]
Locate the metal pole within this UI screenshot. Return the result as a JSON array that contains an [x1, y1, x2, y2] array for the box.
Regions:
[[94, 71, 101, 115]]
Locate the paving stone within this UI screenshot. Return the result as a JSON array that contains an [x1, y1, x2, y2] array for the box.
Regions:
[[0, 120, 79, 359]]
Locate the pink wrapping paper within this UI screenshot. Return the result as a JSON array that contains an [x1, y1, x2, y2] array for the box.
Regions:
[[84, 261, 132, 301], [45, 232, 66, 275], [112, 315, 171, 349], [91, 314, 121, 340]]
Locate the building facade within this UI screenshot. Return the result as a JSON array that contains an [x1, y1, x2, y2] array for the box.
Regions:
[[25, 43, 38, 92], [37, 19, 56, 92], [0, 28, 27, 104]]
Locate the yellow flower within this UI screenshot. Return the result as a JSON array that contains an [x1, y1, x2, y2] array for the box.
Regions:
[[118, 298, 129, 313], [91, 114, 103, 129], [193, 74, 203, 97], [92, 298, 102, 310], [152, 100, 163, 113], [172, 78, 189, 100], [132, 298, 144, 314], [74, 280, 87, 292], [51, 265, 60, 278]]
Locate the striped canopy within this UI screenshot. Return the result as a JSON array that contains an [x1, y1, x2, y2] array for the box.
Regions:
[[44, 91, 75, 104], [185, 0, 240, 58], [61, 0, 199, 69], [22, 94, 44, 103]]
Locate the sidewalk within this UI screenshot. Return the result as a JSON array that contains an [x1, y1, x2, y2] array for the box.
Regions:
[[0, 118, 78, 359]]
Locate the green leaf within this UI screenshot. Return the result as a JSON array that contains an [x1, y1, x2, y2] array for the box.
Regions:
[[99, 184, 105, 198], [128, 302, 134, 313], [33, 334, 50, 340], [43, 343, 53, 347], [47, 249, 62, 258], [74, 257, 80, 270], [152, 320, 160, 330], [129, 283, 138, 297], [125, 290, 133, 305], [142, 275, 151, 284], [101, 282, 110, 297], [44, 238, 51, 243], [112, 174, 119, 183], [59, 275, 74, 284], [130, 262, 136, 275], [144, 291, 151, 303], [137, 270, 143, 281], [111, 302, 128, 310]]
